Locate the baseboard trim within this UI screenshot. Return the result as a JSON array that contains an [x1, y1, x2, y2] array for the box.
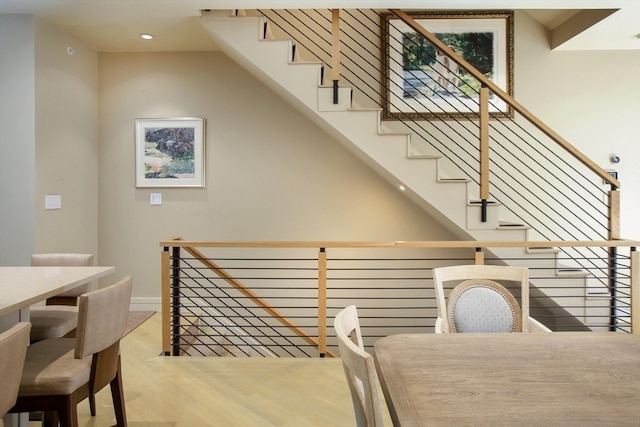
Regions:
[[130, 297, 162, 312]]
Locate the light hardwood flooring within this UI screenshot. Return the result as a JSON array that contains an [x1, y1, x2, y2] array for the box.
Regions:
[[31, 313, 392, 427]]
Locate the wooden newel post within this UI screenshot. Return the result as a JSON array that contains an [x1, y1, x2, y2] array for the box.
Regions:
[[609, 188, 620, 240], [318, 248, 328, 357], [474, 247, 485, 265]]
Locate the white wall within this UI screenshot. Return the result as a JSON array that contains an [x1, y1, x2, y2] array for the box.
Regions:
[[0, 15, 36, 265], [98, 52, 458, 304]]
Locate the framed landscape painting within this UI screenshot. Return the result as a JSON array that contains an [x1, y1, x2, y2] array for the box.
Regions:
[[135, 117, 205, 188], [382, 11, 514, 120]]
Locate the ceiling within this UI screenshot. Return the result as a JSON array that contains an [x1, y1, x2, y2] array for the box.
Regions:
[[0, 0, 638, 52]]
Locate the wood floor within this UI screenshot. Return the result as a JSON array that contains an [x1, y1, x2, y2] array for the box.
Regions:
[[30, 313, 392, 427]]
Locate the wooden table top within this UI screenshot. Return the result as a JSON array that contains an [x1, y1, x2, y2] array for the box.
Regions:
[[0, 266, 115, 316], [374, 332, 640, 427]]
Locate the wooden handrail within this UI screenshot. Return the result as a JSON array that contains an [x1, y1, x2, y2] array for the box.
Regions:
[[389, 9, 620, 189], [162, 239, 640, 249]]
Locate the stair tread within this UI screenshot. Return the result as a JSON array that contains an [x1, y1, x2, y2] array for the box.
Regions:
[[469, 200, 499, 205], [556, 266, 590, 277], [290, 59, 324, 65], [437, 176, 468, 181], [498, 223, 529, 230], [526, 246, 560, 253], [347, 107, 383, 112], [409, 153, 441, 159]]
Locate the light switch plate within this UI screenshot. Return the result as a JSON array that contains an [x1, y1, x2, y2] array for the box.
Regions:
[[150, 193, 162, 205], [45, 195, 62, 210]]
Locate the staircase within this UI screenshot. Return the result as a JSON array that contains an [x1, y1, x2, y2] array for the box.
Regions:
[[199, 10, 609, 329]]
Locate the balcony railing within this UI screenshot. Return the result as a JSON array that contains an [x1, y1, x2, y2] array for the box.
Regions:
[[161, 238, 639, 357]]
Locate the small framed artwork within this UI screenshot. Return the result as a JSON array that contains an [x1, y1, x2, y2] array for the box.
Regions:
[[135, 117, 205, 188], [382, 11, 514, 120]]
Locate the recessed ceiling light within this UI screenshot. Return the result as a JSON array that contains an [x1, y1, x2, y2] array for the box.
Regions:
[[398, 185, 406, 191], [140, 33, 154, 40]]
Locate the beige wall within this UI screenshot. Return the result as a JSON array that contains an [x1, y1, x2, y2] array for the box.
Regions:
[[2, 11, 637, 305], [98, 52, 458, 305], [0, 15, 36, 265], [34, 19, 99, 256]]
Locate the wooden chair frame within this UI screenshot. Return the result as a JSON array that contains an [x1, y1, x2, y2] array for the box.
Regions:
[[9, 276, 132, 427], [334, 305, 384, 427], [432, 265, 548, 333]]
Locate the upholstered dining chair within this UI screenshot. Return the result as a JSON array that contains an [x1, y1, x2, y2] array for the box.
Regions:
[[0, 322, 31, 426], [9, 276, 133, 427], [334, 305, 384, 427], [432, 265, 550, 333], [29, 253, 95, 342]]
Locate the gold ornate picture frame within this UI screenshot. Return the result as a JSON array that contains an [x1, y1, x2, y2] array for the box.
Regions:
[[382, 11, 514, 120]]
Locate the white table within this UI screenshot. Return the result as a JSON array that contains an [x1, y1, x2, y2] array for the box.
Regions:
[[374, 332, 640, 426], [0, 266, 115, 427]]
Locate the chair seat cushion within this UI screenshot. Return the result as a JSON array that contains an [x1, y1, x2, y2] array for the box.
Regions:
[[19, 338, 92, 396], [29, 306, 78, 341]]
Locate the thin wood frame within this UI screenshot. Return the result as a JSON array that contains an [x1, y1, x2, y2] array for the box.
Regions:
[[135, 117, 205, 188]]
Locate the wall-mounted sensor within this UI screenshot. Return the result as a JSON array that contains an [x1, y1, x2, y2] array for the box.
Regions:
[[609, 154, 620, 164]]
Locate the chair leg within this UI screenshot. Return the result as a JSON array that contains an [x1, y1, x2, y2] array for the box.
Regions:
[[43, 410, 59, 427], [89, 392, 97, 416], [110, 359, 127, 426], [58, 394, 79, 427]]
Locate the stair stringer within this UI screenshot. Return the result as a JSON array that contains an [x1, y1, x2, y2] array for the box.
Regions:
[[201, 12, 475, 234], [200, 11, 598, 329]]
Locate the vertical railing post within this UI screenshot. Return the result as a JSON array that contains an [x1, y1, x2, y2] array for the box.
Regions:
[[479, 85, 490, 222], [609, 187, 620, 240], [318, 247, 328, 357], [331, 9, 341, 104], [171, 246, 181, 356], [609, 245, 618, 331], [474, 247, 484, 265], [161, 247, 171, 355], [608, 186, 620, 331], [631, 248, 639, 335]]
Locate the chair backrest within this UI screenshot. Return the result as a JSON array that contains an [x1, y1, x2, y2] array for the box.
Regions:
[[31, 253, 95, 297], [0, 322, 31, 418], [447, 279, 522, 332], [75, 276, 132, 359], [432, 265, 530, 333], [334, 305, 384, 427]]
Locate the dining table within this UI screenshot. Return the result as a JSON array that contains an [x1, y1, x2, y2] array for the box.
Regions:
[[0, 265, 115, 427], [0, 265, 115, 320], [374, 332, 640, 427]]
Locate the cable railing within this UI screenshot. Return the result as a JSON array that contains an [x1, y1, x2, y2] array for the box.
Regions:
[[249, 8, 621, 290], [161, 239, 639, 357]]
